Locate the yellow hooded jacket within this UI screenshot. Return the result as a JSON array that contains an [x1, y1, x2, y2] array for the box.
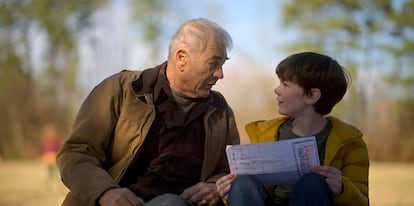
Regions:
[[245, 116, 369, 206]]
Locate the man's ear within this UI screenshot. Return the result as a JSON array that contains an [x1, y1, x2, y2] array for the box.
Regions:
[[176, 49, 189, 72], [306, 88, 321, 104]]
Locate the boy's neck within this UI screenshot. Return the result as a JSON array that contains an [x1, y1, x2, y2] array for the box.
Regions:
[[291, 115, 327, 137]]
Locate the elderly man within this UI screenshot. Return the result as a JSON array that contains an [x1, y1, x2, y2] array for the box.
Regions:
[[57, 18, 240, 206]]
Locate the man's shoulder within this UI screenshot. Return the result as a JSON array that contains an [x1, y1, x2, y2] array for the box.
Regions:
[[209, 90, 233, 111], [94, 70, 140, 88], [105, 61, 167, 85], [108, 70, 141, 82]]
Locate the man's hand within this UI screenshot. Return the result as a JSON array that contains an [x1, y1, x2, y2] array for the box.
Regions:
[[180, 182, 220, 206], [99, 188, 145, 206], [215, 173, 237, 200]]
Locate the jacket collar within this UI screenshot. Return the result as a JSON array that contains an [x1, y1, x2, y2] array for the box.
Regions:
[[131, 62, 166, 96]]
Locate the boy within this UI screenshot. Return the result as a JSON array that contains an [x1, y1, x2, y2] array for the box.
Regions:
[[216, 52, 369, 206]]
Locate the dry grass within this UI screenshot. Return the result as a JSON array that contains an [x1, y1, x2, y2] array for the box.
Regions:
[[0, 160, 413, 205], [369, 162, 414, 206], [0, 160, 67, 206]]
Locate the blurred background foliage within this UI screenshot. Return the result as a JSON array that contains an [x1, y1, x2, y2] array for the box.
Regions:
[[0, 0, 413, 162]]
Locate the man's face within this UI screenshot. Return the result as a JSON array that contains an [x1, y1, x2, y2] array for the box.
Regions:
[[180, 42, 228, 98]]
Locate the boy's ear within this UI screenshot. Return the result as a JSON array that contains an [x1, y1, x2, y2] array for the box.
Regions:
[[306, 88, 321, 104]]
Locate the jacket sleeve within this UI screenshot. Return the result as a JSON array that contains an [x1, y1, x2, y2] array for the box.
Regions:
[[333, 139, 370, 206], [56, 73, 125, 206], [215, 121, 240, 181], [205, 98, 240, 183]]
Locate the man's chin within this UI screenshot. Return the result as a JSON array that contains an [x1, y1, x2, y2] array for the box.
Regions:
[[197, 90, 210, 98]]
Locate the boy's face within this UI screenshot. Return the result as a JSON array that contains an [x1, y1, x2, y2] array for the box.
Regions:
[[274, 80, 309, 117]]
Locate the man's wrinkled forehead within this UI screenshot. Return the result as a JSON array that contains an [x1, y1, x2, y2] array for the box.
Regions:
[[204, 41, 229, 61]]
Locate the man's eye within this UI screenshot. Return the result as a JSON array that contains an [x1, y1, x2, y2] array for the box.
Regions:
[[209, 62, 220, 68]]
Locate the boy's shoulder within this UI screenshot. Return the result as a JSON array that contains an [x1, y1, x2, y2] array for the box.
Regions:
[[245, 116, 289, 143], [327, 116, 363, 139], [245, 116, 288, 130]]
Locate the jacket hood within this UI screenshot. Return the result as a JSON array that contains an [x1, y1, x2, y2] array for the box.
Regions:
[[245, 116, 362, 144]]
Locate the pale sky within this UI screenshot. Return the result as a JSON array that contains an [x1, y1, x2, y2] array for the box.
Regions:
[[45, 0, 399, 142], [70, 0, 293, 139], [77, 0, 292, 92]]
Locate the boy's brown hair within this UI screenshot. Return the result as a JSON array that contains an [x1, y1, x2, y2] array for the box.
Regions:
[[275, 52, 350, 115]]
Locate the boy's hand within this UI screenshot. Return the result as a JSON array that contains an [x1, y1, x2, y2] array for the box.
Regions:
[[311, 166, 343, 196]]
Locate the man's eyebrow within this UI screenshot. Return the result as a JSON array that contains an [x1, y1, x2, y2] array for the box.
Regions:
[[211, 55, 230, 61]]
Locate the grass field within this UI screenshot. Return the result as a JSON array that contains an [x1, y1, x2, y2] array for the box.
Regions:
[[0, 160, 413, 206]]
